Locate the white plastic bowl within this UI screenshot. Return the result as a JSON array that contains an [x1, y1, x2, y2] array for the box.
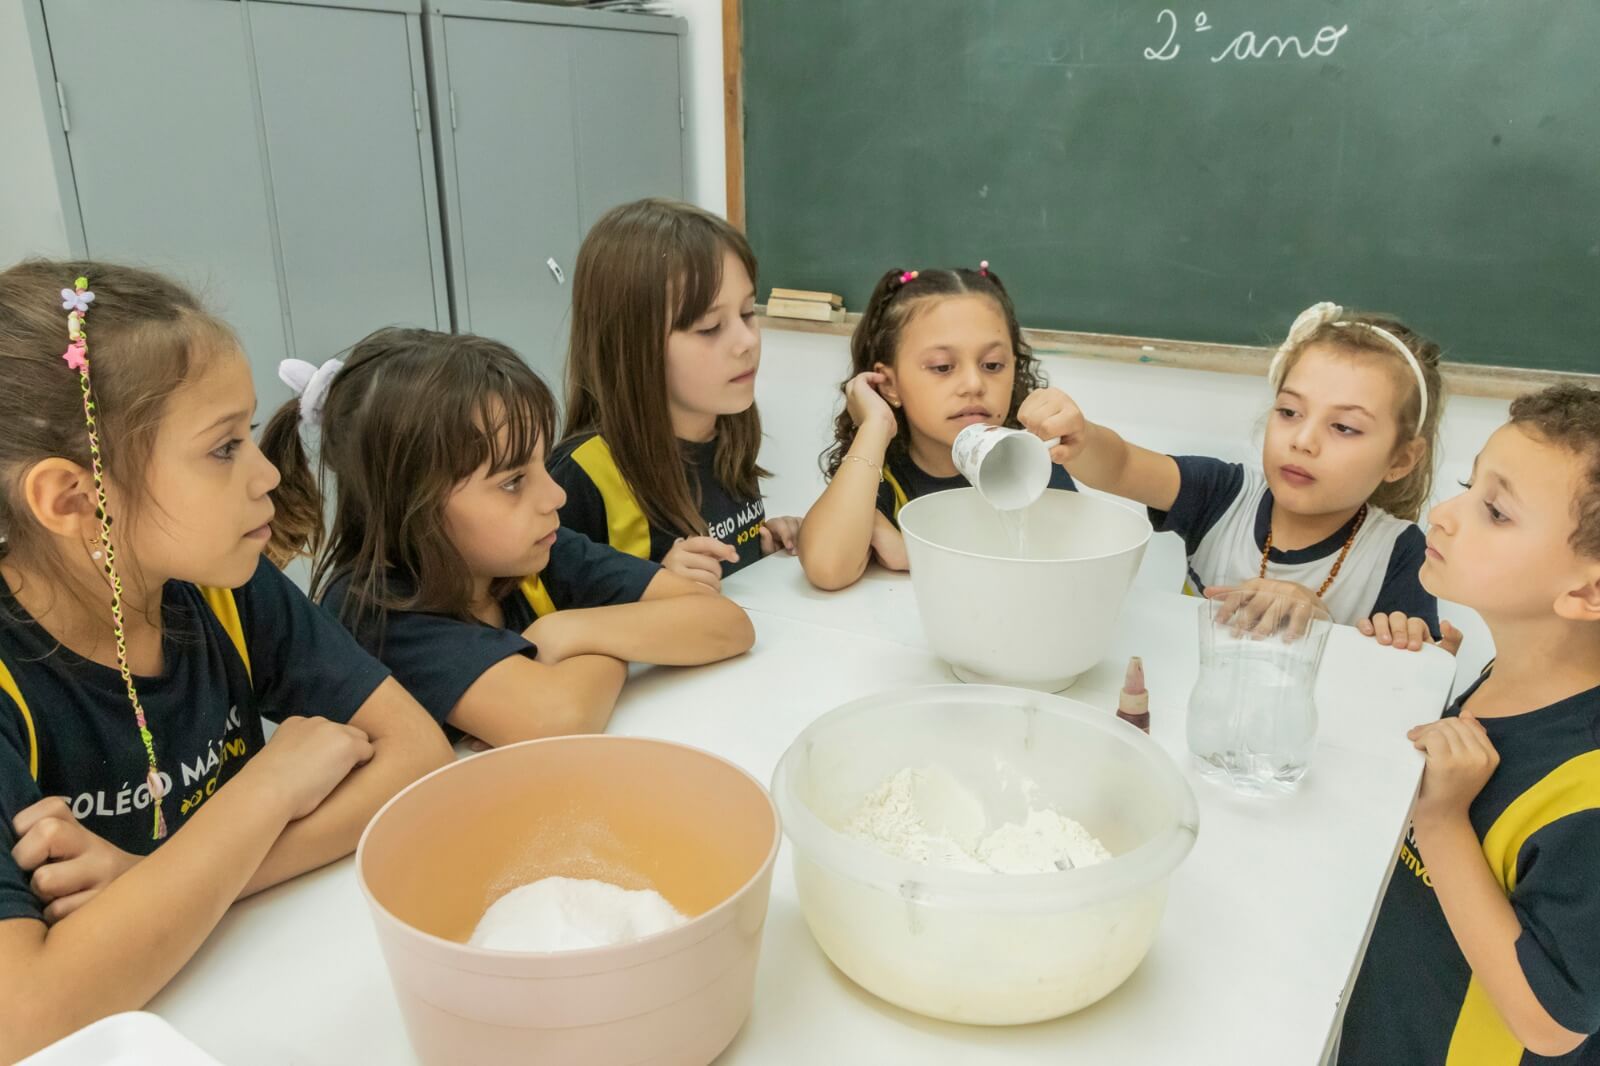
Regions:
[[18, 1013, 221, 1066], [899, 488, 1151, 691], [771, 685, 1198, 1025]]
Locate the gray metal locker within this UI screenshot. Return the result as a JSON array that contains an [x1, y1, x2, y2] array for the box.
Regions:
[[24, 0, 686, 416], [427, 1, 689, 397], [572, 26, 686, 234], [42, 0, 290, 407], [433, 14, 581, 390], [249, 0, 449, 365]]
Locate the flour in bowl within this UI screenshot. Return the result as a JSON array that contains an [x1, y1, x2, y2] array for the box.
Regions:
[[468, 876, 689, 952], [844, 766, 1111, 873]]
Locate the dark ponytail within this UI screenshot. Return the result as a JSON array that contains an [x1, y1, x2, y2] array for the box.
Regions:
[[259, 395, 325, 569]]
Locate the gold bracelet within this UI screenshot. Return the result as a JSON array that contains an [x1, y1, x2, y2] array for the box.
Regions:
[[842, 455, 882, 476]]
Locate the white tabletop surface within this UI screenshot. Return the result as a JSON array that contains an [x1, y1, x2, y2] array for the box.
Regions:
[[143, 555, 1456, 1066]]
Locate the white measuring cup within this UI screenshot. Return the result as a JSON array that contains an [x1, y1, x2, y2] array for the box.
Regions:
[[951, 423, 1057, 510]]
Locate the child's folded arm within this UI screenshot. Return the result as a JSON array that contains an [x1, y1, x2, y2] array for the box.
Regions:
[[0, 753, 315, 1061], [798, 421, 895, 591], [522, 571, 754, 666], [447, 653, 627, 746], [240, 678, 451, 898]]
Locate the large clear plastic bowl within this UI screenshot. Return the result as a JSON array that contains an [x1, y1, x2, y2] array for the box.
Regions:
[[771, 684, 1198, 1025]]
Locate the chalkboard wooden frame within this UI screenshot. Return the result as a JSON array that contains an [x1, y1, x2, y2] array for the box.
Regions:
[[722, 0, 745, 228], [757, 313, 1590, 402]]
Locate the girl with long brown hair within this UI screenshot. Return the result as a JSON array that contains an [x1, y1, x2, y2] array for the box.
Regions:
[[262, 327, 753, 749], [0, 261, 448, 1058], [550, 198, 800, 592]]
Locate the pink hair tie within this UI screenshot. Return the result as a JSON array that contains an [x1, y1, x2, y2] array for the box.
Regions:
[[978, 260, 990, 276], [898, 270, 919, 285]]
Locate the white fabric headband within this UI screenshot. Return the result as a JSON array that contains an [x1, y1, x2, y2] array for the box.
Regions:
[[278, 357, 345, 427], [1267, 301, 1429, 428]]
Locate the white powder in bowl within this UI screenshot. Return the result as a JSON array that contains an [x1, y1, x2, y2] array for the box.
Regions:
[[843, 766, 1112, 873], [977, 808, 1113, 873], [468, 876, 689, 952]]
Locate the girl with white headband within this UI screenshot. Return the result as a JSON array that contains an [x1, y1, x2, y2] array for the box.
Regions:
[[1020, 301, 1460, 653]]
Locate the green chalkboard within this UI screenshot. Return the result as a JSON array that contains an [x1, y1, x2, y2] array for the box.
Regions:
[[742, 0, 1600, 374]]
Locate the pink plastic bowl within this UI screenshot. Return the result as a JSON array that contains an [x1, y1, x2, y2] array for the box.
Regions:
[[357, 735, 780, 1066]]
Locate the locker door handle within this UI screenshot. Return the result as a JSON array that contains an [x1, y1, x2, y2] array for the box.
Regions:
[[546, 258, 566, 285]]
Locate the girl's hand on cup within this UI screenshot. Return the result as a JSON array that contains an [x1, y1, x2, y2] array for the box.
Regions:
[[1017, 387, 1085, 466]]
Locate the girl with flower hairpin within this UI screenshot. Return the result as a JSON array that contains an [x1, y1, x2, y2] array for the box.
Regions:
[[0, 261, 449, 1058]]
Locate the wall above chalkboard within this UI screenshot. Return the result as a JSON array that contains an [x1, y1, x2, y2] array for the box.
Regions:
[[737, 1, 1600, 376]]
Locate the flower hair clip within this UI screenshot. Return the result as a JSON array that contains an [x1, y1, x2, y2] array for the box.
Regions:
[[61, 283, 95, 314], [60, 275, 168, 840]]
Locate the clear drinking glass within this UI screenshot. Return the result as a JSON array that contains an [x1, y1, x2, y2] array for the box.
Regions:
[[1186, 588, 1332, 795]]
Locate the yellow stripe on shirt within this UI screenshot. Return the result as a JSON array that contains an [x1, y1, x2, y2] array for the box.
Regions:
[[570, 436, 652, 560], [883, 467, 909, 524], [0, 587, 253, 783], [520, 575, 558, 618], [200, 586, 252, 685], [1445, 749, 1600, 1065], [0, 659, 38, 780]]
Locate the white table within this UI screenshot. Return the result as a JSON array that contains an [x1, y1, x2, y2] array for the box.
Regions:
[[147, 556, 1456, 1066]]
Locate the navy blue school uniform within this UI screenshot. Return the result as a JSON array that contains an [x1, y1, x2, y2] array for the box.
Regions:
[[874, 448, 1078, 528], [0, 557, 390, 923], [547, 431, 767, 578], [1339, 674, 1600, 1064], [320, 527, 659, 725], [1149, 456, 1437, 635]]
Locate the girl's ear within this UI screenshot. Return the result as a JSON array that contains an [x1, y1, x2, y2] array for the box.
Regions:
[[873, 362, 902, 408], [1384, 436, 1427, 484], [21, 458, 99, 539]]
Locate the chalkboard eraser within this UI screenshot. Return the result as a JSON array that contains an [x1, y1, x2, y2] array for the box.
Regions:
[[767, 297, 846, 323], [770, 287, 844, 308]]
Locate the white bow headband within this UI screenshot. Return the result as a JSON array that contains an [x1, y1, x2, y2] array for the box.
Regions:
[[278, 357, 345, 427], [1267, 301, 1430, 428]]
